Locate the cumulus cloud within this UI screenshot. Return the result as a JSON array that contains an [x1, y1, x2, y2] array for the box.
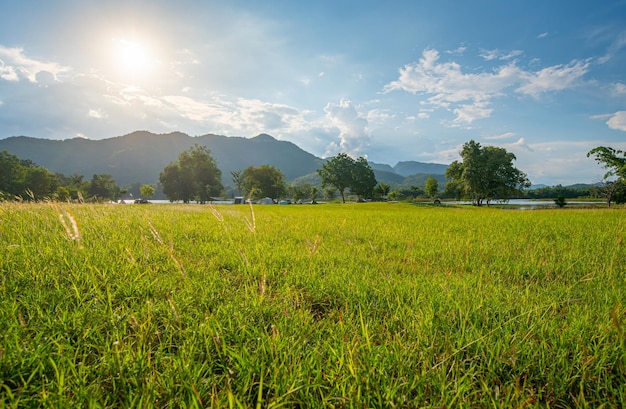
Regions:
[[606, 111, 626, 131], [384, 48, 590, 124], [0, 46, 70, 83], [323, 99, 371, 157]]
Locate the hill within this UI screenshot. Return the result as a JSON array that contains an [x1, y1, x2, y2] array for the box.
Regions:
[[0, 131, 451, 188], [0, 131, 324, 187], [393, 161, 449, 177]]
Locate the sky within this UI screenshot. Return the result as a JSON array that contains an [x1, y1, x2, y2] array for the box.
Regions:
[[1, 0, 626, 185]]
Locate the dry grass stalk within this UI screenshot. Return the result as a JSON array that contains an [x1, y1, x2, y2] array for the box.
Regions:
[[58, 206, 82, 243]]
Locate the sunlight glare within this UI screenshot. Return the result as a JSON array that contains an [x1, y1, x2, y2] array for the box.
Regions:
[[112, 38, 157, 84]]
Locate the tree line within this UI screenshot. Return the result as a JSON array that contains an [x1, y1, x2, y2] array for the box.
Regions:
[[3, 140, 624, 205]]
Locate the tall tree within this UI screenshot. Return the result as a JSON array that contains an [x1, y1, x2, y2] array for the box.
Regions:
[[587, 146, 626, 207], [317, 153, 354, 203], [88, 174, 122, 201], [350, 157, 377, 200], [241, 164, 286, 200], [424, 176, 439, 199], [445, 140, 530, 206], [159, 144, 223, 203], [317, 153, 378, 203]]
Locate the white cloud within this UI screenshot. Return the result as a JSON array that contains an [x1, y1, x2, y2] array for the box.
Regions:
[[479, 48, 522, 61], [612, 82, 626, 95], [0, 46, 70, 83], [323, 99, 370, 157], [537, 32, 549, 39], [484, 132, 517, 140], [606, 111, 626, 131], [0, 60, 19, 81], [88, 108, 107, 119], [384, 48, 590, 124], [516, 60, 589, 97]]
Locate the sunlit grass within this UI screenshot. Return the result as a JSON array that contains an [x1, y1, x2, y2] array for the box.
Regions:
[[1, 202, 625, 407]]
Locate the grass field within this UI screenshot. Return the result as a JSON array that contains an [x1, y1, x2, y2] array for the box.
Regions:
[[1, 202, 625, 407]]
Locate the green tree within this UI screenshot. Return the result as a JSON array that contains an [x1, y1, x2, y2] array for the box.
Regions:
[[0, 151, 24, 197], [318, 153, 354, 203], [445, 140, 530, 206], [241, 164, 286, 200], [350, 157, 377, 200], [554, 194, 567, 208], [424, 175, 439, 199], [375, 182, 391, 200], [140, 184, 156, 199], [159, 145, 223, 203], [231, 170, 244, 195], [88, 174, 122, 201], [587, 146, 626, 207], [317, 153, 378, 203], [0, 151, 60, 200]]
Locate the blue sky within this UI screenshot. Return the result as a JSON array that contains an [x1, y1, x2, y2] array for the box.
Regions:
[[1, 0, 625, 185]]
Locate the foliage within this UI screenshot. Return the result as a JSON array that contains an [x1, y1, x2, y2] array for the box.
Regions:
[[587, 146, 626, 207], [554, 194, 567, 208], [526, 184, 593, 200], [374, 182, 391, 199], [446, 140, 531, 206], [424, 175, 439, 199], [317, 153, 377, 202], [0, 150, 58, 200], [350, 157, 378, 199], [87, 174, 123, 202], [1, 203, 625, 407], [159, 144, 223, 203], [240, 164, 287, 200], [140, 184, 156, 199]]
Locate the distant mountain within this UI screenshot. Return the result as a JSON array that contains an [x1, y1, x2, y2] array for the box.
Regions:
[[0, 131, 454, 188], [393, 161, 448, 177], [0, 131, 324, 187]]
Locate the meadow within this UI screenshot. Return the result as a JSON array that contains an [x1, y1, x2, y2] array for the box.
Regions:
[[0, 202, 625, 408]]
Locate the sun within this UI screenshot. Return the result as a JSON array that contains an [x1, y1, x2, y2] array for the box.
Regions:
[[112, 38, 156, 83]]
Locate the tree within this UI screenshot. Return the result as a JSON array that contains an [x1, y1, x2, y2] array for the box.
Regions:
[[140, 184, 156, 199], [445, 140, 530, 206], [350, 157, 377, 200], [424, 176, 439, 199], [317, 153, 354, 203], [240, 164, 286, 200], [554, 194, 567, 208], [374, 183, 391, 200], [317, 153, 378, 203], [159, 145, 223, 203], [587, 146, 626, 207], [0, 151, 66, 201], [88, 174, 122, 201], [231, 170, 244, 195]]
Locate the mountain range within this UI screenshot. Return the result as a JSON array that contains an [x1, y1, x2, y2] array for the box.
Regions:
[[0, 131, 449, 188]]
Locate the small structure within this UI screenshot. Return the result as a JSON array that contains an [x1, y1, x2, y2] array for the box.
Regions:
[[234, 196, 244, 204], [259, 197, 274, 205]]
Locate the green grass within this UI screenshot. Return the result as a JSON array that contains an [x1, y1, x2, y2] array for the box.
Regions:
[[1, 202, 625, 407]]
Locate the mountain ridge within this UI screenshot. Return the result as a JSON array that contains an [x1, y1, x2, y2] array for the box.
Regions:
[[0, 131, 449, 187]]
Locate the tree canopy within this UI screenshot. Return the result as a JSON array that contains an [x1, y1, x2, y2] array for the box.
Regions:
[[445, 140, 530, 206], [317, 153, 377, 203], [0, 150, 58, 200], [159, 145, 223, 203], [587, 146, 626, 207], [240, 164, 287, 200]]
